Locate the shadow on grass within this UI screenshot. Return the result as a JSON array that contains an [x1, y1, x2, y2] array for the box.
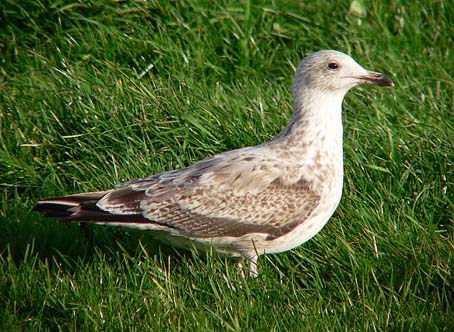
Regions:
[[0, 209, 198, 275]]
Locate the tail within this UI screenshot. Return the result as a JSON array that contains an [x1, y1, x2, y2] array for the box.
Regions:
[[34, 191, 109, 220], [34, 190, 148, 223]]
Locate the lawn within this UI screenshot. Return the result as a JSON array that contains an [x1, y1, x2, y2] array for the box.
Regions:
[[1, 0, 453, 331]]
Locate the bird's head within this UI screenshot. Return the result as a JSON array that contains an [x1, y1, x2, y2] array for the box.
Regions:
[[293, 50, 393, 96]]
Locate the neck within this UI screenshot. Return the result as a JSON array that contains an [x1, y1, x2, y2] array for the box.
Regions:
[[271, 88, 345, 151]]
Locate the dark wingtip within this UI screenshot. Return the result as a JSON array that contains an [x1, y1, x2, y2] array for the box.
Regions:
[[33, 190, 149, 224], [33, 193, 106, 221], [34, 201, 75, 220]]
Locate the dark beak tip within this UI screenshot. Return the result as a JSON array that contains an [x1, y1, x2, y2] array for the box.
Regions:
[[363, 72, 394, 87], [379, 75, 394, 87]]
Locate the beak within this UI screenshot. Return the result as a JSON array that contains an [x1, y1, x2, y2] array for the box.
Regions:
[[357, 71, 394, 87]]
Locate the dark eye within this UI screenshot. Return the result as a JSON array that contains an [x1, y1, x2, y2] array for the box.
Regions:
[[328, 62, 339, 70]]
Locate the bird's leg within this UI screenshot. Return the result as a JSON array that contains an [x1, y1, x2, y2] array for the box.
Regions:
[[237, 257, 247, 279], [249, 255, 259, 278], [236, 255, 259, 278]]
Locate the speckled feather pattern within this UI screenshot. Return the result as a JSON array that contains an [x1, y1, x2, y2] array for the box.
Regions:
[[35, 50, 393, 276]]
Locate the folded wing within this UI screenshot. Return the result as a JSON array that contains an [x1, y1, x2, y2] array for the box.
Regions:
[[35, 149, 321, 240]]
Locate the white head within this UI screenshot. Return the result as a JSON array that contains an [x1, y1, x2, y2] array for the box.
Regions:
[[293, 50, 393, 98]]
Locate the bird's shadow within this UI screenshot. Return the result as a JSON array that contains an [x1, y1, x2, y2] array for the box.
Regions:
[[0, 210, 199, 275], [1, 210, 298, 280]]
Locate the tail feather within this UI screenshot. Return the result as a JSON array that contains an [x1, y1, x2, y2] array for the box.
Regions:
[[34, 191, 150, 223], [34, 191, 107, 219]]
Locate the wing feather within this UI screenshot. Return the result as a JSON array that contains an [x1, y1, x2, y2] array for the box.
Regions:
[[97, 150, 321, 239]]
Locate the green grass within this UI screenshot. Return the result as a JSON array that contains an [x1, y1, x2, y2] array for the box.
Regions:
[[1, 0, 453, 330]]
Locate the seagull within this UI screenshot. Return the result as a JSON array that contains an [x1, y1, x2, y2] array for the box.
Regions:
[[35, 50, 393, 277]]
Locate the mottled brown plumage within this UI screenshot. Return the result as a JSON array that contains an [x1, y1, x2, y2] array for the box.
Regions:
[[35, 50, 393, 277]]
